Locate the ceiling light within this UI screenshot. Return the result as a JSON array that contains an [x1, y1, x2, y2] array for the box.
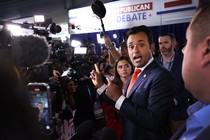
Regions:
[[34, 15, 45, 23]]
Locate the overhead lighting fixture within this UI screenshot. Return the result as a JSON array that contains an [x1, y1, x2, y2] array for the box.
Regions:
[[71, 40, 81, 47], [34, 15, 45, 23], [6, 24, 22, 36], [113, 33, 117, 39], [97, 34, 104, 44], [74, 47, 87, 54]]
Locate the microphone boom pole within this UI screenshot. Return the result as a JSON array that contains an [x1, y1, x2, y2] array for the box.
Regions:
[[100, 18, 106, 36]]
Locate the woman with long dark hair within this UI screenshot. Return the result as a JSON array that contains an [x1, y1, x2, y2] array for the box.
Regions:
[[90, 55, 134, 140]]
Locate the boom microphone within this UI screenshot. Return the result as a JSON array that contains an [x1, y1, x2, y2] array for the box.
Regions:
[[91, 0, 107, 35], [91, 0, 106, 19], [69, 120, 95, 140], [11, 35, 50, 68]]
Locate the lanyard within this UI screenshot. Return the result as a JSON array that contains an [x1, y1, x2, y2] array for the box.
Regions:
[[161, 55, 175, 71]]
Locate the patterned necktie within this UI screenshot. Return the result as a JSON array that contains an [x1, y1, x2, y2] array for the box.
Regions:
[[126, 68, 141, 97]]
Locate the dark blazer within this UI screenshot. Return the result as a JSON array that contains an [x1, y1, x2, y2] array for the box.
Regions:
[[169, 122, 186, 140], [39, 109, 49, 124], [103, 60, 176, 140], [156, 53, 192, 120], [73, 79, 97, 127]]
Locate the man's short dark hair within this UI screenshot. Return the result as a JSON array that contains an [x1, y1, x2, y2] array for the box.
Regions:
[[125, 25, 153, 45], [159, 32, 176, 42], [38, 101, 44, 105], [190, 1, 210, 46]]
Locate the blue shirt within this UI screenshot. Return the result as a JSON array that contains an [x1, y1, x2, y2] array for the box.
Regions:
[[180, 101, 210, 140]]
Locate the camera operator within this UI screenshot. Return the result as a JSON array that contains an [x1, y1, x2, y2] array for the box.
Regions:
[[49, 39, 107, 139], [59, 76, 77, 121], [0, 28, 41, 140], [53, 66, 101, 139], [48, 44, 72, 113], [69, 43, 107, 137]]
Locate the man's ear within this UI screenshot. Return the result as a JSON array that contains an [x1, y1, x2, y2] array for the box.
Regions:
[[172, 40, 177, 48], [150, 43, 156, 55], [201, 36, 210, 68]]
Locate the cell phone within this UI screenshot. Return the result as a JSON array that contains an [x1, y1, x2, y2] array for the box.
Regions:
[[26, 82, 53, 134]]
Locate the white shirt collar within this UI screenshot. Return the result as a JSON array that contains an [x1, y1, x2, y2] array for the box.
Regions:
[[137, 57, 154, 72]]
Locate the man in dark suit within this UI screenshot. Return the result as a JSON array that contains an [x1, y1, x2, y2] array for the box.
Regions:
[[90, 25, 176, 140], [156, 32, 193, 134], [36, 101, 50, 133]]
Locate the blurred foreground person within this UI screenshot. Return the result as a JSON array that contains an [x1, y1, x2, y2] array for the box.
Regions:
[[0, 32, 40, 139], [171, 1, 210, 140], [118, 41, 129, 57], [0, 29, 55, 139]]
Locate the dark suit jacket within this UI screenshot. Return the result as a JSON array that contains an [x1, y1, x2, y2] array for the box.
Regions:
[[73, 79, 97, 127], [156, 53, 192, 120], [102, 60, 176, 140], [39, 109, 49, 124], [169, 122, 186, 140]]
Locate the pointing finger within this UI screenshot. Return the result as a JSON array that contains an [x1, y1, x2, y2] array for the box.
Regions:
[[94, 63, 100, 73]]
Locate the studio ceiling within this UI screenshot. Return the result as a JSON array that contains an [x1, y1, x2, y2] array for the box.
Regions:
[[0, 0, 117, 23]]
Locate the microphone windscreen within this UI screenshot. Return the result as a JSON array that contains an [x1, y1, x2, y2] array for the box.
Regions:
[[91, 0, 106, 18], [11, 35, 50, 68], [77, 120, 95, 139], [100, 128, 117, 140]]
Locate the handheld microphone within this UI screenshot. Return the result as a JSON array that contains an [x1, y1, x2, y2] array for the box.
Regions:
[[11, 35, 50, 68], [69, 120, 95, 140], [100, 127, 117, 140]]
